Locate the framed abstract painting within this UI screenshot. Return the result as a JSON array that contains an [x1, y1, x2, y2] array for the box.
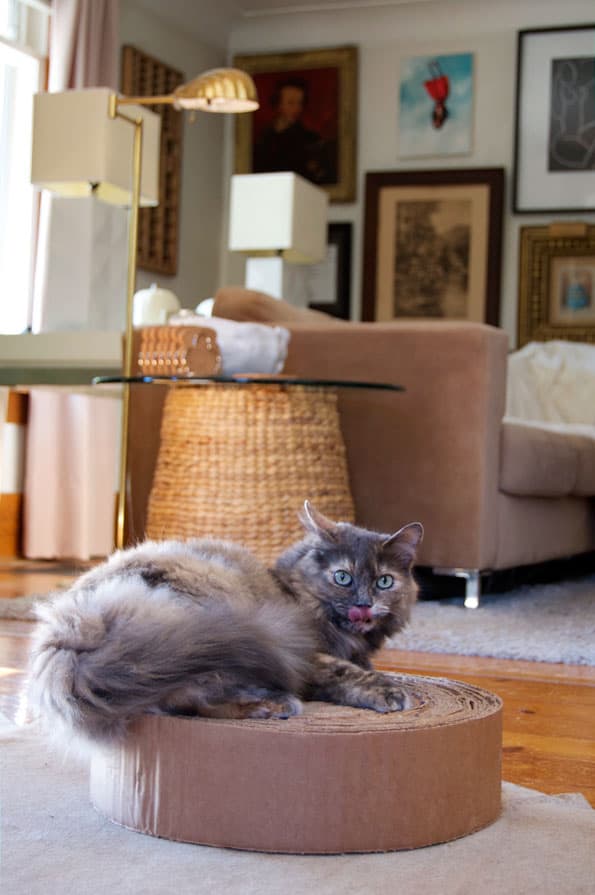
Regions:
[[361, 168, 504, 324], [399, 52, 474, 157], [513, 25, 595, 213]]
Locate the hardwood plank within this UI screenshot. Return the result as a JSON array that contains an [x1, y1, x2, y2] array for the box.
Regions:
[[376, 647, 595, 685]]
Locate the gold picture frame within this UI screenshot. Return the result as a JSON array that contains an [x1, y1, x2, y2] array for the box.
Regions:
[[233, 45, 357, 203], [362, 168, 504, 323], [518, 224, 595, 347]]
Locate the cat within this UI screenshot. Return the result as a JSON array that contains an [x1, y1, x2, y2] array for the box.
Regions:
[[27, 501, 423, 748]]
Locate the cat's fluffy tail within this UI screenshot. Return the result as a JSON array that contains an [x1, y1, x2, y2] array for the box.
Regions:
[[27, 578, 315, 748]]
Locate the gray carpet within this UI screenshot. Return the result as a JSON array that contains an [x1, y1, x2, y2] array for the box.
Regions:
[[1, 712, 594, 895], [387, 574, 595, 665], [3, 574, 594, 665]]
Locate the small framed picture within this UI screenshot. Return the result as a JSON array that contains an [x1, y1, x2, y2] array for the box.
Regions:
[[513, 25, 595, 213], [518, 223, 595, 346], [306, 222, 352, 319], [233, 45, 357, 203], [399, 52, 474, 157], [361, 168, 504, 324]]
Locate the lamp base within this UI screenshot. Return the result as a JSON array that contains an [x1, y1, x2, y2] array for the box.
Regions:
[[245, 256, 312, 308]]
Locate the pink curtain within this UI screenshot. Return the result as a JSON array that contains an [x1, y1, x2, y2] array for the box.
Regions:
[[23, 389, 120, 560], [48, 0, 119, 92], [25, 1, 122, 560]]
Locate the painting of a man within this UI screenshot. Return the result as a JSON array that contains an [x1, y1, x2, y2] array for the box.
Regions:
[[234, 46, 357, 202], [252, 70, 337, 185]]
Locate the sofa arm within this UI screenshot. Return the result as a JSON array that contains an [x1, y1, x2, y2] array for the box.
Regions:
[[282, 320, 509, 570]]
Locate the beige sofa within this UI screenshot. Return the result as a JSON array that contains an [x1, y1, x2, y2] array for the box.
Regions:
[[206, 288, 595, 606]]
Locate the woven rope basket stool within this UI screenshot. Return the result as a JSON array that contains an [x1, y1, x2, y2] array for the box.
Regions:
[[90, 675, 503, 854], [146, 383, 355, 562]]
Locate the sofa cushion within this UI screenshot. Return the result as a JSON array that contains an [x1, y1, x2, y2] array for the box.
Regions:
[[500, 418, 595, 497], [212, 287, 348, 325]]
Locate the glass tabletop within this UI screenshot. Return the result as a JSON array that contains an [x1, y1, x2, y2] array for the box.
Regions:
[[93, 373, 404, 391]]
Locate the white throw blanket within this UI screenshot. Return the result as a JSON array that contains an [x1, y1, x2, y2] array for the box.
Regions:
[[506, 340, 595, 424], [169, 312, 290, 376]]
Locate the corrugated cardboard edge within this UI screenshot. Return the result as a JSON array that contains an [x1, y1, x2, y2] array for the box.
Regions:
[[90, 678, 502, 854]]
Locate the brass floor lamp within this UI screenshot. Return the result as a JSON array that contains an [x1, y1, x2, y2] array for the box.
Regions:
[[107, 67, 258, 547]]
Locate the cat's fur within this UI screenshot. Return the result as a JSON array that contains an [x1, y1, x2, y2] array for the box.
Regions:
[[28, 502, 423, 748]]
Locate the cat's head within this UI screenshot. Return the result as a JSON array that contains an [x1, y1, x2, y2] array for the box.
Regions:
[[278, 501, 423, 638]]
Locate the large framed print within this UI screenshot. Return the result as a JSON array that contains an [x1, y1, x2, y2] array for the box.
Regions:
[[362, 168, 504, 324], [518, 223, 595, 346], [233, 46, 357, 203], [513, 25, 595, 214]]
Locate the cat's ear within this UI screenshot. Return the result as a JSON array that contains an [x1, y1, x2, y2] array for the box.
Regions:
[[382, 522, 424, 567], [299, 500, 339, 541]]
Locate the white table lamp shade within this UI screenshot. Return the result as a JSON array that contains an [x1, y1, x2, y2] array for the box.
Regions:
[[228, 172, 328, 264], [31, 88, 161, 206]]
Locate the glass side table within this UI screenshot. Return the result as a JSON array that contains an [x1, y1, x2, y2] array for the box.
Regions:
[[95, 374, 403, 563]]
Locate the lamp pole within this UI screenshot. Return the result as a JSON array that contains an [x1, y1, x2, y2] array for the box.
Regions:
[[108, 94, 144, 549], [105, 72, 258, 549]]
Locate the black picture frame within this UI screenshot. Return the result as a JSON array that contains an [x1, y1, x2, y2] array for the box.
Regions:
[[513, 24, 595, 214], [308, 222, 352, 319]]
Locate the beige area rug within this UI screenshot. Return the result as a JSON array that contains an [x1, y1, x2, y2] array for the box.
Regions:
[[1, 713, 594, 895], [3, 573, 594, 665]]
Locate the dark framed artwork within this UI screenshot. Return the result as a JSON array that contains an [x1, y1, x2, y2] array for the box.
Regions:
[[513, 25, 595, 214], [233, 46, 357, 203], [361, 168, 504, 324], [518, 223, 595, 347], [306, 222, 352, 319]]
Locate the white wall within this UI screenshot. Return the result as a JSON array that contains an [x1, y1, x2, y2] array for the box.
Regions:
[[120, 1, 226, 308], [223, 0, 595, 344]]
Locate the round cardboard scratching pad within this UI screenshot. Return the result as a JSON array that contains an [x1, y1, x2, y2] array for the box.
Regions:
[[90, 674, 502, 854]]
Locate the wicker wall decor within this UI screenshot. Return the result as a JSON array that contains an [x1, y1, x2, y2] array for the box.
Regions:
[[121, 45, 184, 275]]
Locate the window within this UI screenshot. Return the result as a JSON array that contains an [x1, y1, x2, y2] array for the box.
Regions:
[[0, 0, 49, 333]]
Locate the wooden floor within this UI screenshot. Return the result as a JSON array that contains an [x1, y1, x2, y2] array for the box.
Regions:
[[1, 561, 594, 807]]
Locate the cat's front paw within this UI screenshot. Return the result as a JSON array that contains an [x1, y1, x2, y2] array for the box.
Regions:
[[359, 676, 414, 713], [244, 693, 303, 720]]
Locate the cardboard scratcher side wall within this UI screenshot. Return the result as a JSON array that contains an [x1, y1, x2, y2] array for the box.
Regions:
[[90, 674, 502, 854]]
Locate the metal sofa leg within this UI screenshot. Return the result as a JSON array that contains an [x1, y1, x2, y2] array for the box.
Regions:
[[432, 568, 483, 609]]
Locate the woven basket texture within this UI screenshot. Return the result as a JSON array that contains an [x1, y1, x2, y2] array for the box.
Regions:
[[146, 384, 355, 563]]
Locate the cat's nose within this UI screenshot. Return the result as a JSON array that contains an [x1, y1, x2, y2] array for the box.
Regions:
[[354, 596, 372, 608]]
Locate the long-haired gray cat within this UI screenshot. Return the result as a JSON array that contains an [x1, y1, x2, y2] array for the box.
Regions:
[[28, 502, 423, 747]]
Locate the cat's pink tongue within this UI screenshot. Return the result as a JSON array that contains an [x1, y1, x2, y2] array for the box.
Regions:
[[348, 606, 373, 623]]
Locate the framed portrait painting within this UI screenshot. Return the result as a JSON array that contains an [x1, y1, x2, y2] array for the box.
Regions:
[[518, 223, 595, 347], [233, 46, 357, 203], [361, 168, 504, 324], [399, 52, 474, 157], [513, 25, 595, 213]]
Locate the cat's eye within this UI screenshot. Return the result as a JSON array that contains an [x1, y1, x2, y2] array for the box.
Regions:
[[376, 574, 394, 590], [333, 570, 353, 587]]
